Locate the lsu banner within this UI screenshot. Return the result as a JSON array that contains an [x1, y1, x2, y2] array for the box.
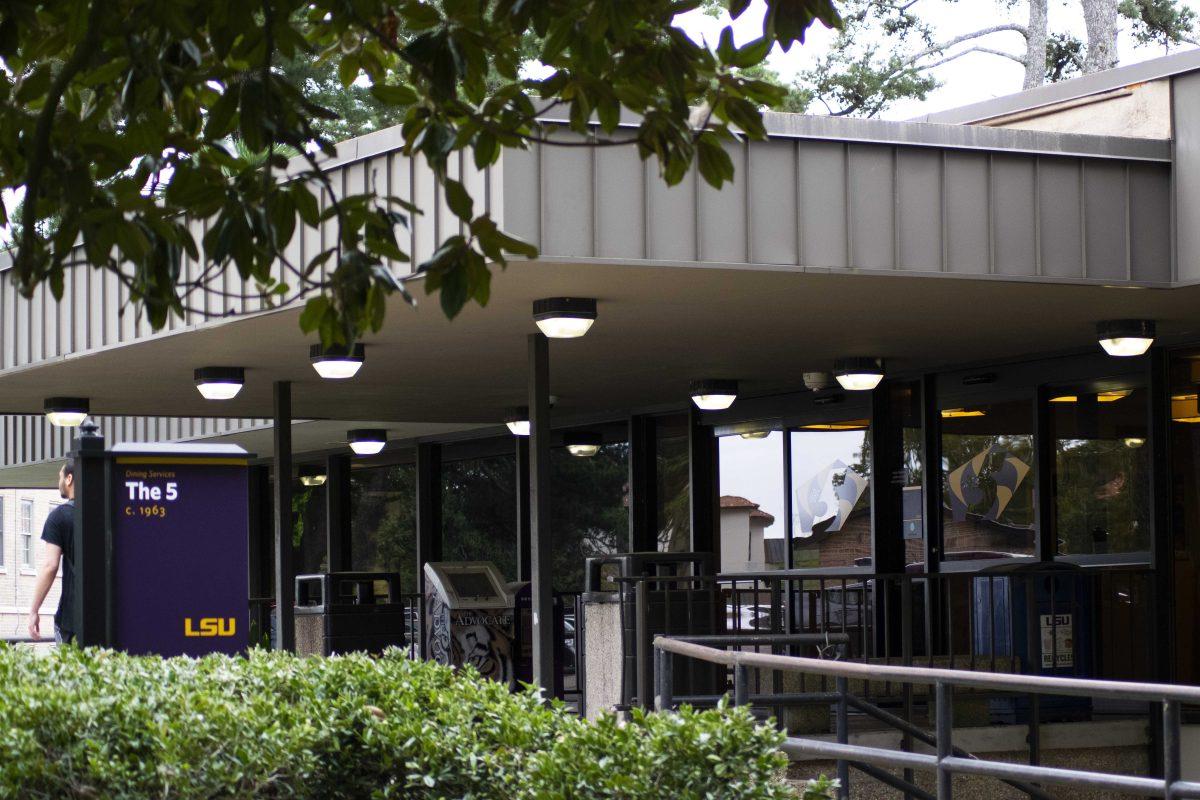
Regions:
[[111, 455, 249, 657]]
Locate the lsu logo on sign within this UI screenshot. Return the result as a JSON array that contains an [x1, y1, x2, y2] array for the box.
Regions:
[[184, 617, 236, 637]]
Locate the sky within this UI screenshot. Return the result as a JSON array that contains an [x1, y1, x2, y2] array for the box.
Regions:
[[674, 0, 1200, 120]]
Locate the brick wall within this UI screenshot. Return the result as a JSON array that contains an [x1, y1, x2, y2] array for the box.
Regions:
[[0, 488, 64, 637]]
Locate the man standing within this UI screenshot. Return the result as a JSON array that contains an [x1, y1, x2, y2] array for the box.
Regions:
[[28, 461, 75, 644]]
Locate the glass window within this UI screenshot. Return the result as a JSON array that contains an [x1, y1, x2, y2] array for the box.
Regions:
[[551, 441, 628, 591], [292, 477, 328, 575], [1049, 385, 1150, 559], [442, 454, 518, 581], [790, 421, 872, 568], [718, 431, 784, 572], [655, 414, 691, 552], [940, 398, 1036, 561], [19, 498, 33, 568], [350, 464, 416, 593]]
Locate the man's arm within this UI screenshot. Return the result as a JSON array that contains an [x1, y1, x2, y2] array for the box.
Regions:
[[27, 543, 61, 641]]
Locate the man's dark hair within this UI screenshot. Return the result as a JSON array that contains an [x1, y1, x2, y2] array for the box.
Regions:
[[61, 461, 73, 479]]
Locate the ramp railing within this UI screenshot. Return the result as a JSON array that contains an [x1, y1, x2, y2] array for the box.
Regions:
[[653, 635, 1200, 800]]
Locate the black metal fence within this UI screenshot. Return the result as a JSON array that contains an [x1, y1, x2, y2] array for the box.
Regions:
[[620, 565, 1156, 706], [654, 636, 1199, 800]]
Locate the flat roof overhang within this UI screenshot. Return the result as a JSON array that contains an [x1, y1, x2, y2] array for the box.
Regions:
[[0, 259, 1196, 444]]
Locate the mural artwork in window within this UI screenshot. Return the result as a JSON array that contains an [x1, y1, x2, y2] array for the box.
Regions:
[[940, 399, 1035, 560]]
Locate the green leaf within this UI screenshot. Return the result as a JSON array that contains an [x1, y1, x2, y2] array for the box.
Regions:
[[443, 179, 473, 220], [370, 83, 418, 106]]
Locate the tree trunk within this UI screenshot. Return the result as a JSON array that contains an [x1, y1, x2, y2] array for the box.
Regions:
[[1023, 0, 1049, 89], [1081, 0, 1120, 73]]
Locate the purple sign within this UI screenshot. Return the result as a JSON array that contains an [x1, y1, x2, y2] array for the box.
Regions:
[[111, 456, 249, 656]]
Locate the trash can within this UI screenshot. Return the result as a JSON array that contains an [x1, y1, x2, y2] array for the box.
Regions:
[[423, 561, 531, 690], [582, 552, 721, 715], [294, 572, 408, 656], [973, 562, 1092, 723]]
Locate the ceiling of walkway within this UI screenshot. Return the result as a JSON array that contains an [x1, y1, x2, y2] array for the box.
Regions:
[[0, 261, 1198, 430]]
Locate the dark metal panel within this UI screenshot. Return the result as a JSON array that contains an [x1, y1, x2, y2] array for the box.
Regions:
[[698, 140, 747, 263], [516, 436, 531, 582], [848, 144, 896, 271], [1148, 347, 1173, 682], [501, 145, 541, 251], [747, 139, 798, 265], [992, 153, 1038, 277], [1038, 156, 1085, 278], [594, 146, 645, 260], [798, 140, 848, 268], [943, 152, 990, 274], [1129, 162, 1173, 283], [645, 161, 697, 261], [73, 424, 108, 644], [273, 381, 295, 651], [895, 148, 942, 271], [1083, 160, 1130, 281]]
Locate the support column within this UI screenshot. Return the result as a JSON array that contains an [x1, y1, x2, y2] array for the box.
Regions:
[[247, 464, 273, 643], [687, 405, 719, 558], [628, 415, 658, 552], [871, 382, 905, 573], [1149, 347, 1173, 682], [920, 374, 943, 570], [73, 421, 107, 646], [1034, 384, 1056, 563], [415, 442, 442, 659], [415, 442, 442, 595], [528, 332, 557, 692], [273, 381, 295, 651], [516, 436, 531, 582], [325, 454, 352, 573]]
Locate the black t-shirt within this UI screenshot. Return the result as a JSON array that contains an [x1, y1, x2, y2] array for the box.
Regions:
[[40, 501, 74, 633]]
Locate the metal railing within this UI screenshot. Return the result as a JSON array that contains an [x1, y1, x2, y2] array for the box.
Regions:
[[654, 636, 1200, 800]]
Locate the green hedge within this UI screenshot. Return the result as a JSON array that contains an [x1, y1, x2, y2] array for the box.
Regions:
[[0, 645, 823, 799]]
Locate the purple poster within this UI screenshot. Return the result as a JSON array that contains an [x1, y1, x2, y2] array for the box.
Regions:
[[111, 456, 249, 657]]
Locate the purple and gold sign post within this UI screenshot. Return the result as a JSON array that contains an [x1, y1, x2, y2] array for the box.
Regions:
[[109, 443, 251, 657]]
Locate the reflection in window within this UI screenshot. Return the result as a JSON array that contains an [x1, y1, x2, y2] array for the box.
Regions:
[[941, 399, 1035, 560], [656, 414, 691, 552], [442, 454, 518, 581], [292, 476, 328, 575], [791, 422, 871, 568], [551, 442, 628, 591], [719, 431, 784, 572], [1051, 386, 1149, 558], [350, 464, 416, 593]]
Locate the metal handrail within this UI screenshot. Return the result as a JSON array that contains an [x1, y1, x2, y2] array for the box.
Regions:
[[653, 636, 1200, 800], [655, 636, 1200, 705]]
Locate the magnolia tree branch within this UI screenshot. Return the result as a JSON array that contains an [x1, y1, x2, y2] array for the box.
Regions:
[[16, 0, 104, 287]]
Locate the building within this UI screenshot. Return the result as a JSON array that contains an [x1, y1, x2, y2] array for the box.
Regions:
[[718, 495, 777, 573], [8, 45, 1200, 786], [0, 489, 63, 635]]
